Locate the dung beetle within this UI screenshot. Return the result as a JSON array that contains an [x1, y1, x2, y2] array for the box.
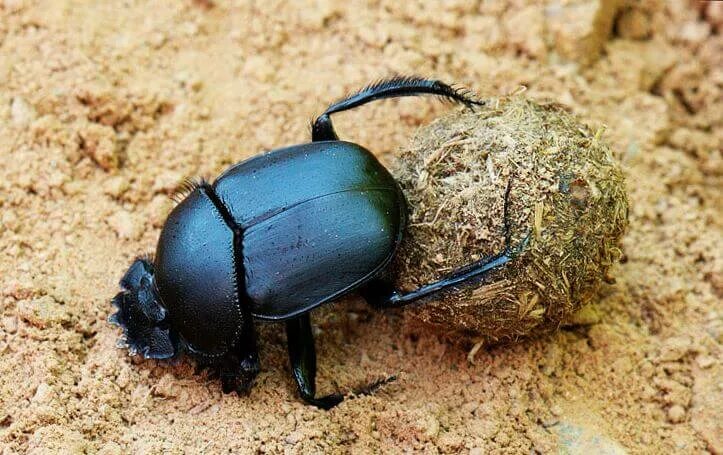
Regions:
[[111, 76, 526, 408]]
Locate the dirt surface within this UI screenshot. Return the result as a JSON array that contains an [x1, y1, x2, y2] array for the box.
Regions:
[[0, 1, 720, 453]]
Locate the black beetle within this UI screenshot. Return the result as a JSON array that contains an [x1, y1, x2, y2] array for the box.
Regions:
[[110, 76, 525, 408]]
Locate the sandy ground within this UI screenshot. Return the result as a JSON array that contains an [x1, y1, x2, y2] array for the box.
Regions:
[[0, 0, 721, 453]]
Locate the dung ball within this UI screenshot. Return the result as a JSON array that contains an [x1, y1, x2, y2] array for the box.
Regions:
[[391, 95, 628, 342]]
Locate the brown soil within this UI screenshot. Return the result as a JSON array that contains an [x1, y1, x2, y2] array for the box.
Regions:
[[0, 1, 720, 453]]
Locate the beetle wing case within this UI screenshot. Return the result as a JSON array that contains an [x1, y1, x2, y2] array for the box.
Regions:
[[213, 141, 406, 320], [110, 258, 179, 359]]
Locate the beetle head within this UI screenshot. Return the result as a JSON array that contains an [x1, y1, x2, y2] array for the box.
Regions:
[[110, 257, 180, 359]]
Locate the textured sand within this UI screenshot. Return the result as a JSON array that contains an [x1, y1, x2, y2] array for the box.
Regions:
[[1, 1, 721, 453]]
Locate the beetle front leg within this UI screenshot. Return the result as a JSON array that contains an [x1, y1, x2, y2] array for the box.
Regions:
[[219, 351, 259, 394], [219, 321, 261, 394]]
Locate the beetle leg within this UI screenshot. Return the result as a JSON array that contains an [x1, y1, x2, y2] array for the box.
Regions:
[[311, 76, 483, 142], [219, 353, 259, 394], [311, 114, 340, 141], [363, 178, 531, 308], [285, 313, 344, 409], [219, 330, 261, 395], [362, 239, 528, 309], [285, 314, 395, 409], [217, 306, 261, 394]]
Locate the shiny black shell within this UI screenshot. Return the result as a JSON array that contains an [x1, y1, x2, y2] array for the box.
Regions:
[[154, 141, 405, 356], [154, 188, 241, 356]]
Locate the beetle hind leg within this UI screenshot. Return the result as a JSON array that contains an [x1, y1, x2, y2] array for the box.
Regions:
[[361, 237, 529, 309], [362, 178, 531, 308], [310, 114, 339, 142], [311, 76, 483, 142]]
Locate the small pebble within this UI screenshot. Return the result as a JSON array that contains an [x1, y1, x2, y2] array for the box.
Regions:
[[16, 296, 70, 328], [103, 176, 129, 198], [148, 32, 166, 49], [152, 171, 183, 194], [79, 123, 120, 171], [32, 383, 54, 405], [667, 405, 686, 424], [659, 337, 691, 362], [108, 210, 140, 240], [2, 316, 18, 334], [152, 373, 178, 398], [98, 441, 123, 455], [695, 355, 714, 369], [11, 97, 37, 126], [285, 430, 304, 444]]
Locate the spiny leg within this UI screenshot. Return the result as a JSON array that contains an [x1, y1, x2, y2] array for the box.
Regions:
[[219, 320, 260, 394], [312, 76, 484, 142], [285, 313, 394, 409], [218, 290, 261, 394], [362, 178, 530, 309]]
